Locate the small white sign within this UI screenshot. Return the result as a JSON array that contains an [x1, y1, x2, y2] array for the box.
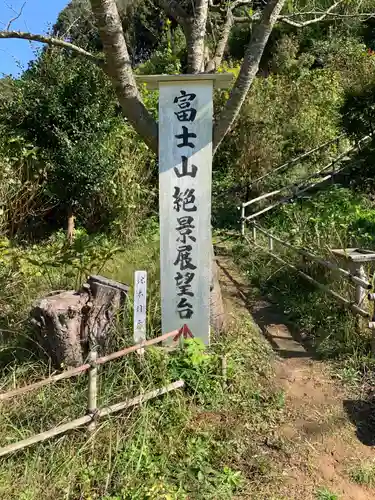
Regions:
[[133, 270, 147, 344], [159, 81, 213, 345]]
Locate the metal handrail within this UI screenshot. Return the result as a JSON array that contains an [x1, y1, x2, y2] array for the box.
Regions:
[[252, 223, 371, 289], [241, 135, 372, 222], [249, 133, 346, 186], [244, 234, 370, 319]]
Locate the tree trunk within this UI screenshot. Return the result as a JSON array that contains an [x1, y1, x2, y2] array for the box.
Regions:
[[185, 0, 209, 73], [205, 10, 233, 73], [31, 290, 87, 367], [90, 0, 158, 153], [30, 275, 129, 367], [213, 0, 286, 153], [67, 206, 75, 244], [156, 0, 188, 27], [85, 275, 129, 350]]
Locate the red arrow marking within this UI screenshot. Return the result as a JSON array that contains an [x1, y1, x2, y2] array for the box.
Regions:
[[173, 324, 194, 342]]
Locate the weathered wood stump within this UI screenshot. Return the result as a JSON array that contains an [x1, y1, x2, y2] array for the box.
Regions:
[[30, 275, 129, 368]]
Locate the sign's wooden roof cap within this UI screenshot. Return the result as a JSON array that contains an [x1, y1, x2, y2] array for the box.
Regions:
[[136, 73, 233, 89]]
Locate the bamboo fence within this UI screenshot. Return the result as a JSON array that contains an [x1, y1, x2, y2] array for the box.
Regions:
[[0, 329, 184, 458]]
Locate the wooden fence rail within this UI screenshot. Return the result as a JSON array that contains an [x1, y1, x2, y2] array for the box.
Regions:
[[0, 329, 184, 458]]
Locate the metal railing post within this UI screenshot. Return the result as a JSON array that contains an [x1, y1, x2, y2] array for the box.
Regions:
[[241, 204, 245, 236], [268, 234, 274, 251], [252, 223, 257, 242]]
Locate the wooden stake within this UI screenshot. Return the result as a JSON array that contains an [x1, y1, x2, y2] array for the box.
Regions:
[[87, 349, 98, 432], [221, 355, 227, 388], [268, 235, 274, 251]]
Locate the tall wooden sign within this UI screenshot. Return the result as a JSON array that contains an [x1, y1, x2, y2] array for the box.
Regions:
[[136, 74, 232, 346], [159, 80, 213, 344]]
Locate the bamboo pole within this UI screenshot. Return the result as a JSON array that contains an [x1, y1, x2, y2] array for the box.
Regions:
[[245, 236, 370, 319], [87, 349, 98, 432], [99, 380, 184, 416], [95, 329, 179, 365], [253, 224, 370, 289], [0, 364, 90, 402], [221, 356, 227, 388], [0, 380, 184, 458], [0, 329, 180, 402]]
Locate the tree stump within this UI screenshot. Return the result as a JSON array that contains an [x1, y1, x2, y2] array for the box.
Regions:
[[30, 275, 129, 368], [85, 275, 129, 351]]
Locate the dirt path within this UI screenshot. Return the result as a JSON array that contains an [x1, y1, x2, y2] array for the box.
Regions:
[[217, 252, 375, 500]]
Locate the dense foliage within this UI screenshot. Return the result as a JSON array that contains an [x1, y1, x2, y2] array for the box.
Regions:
[[0, 0, 373, 240]]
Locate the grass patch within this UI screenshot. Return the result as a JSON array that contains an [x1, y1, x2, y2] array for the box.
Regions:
[[349, 460, 375, 487], [0, 228, 285, 499], [316, 488, 339, 500], [0, 320, 283, 499]]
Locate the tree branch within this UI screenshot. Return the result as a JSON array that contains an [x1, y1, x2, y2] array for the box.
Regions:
[[186, 0, 210, 73], [232, 1, 372, 26], [205, 0, 258, 71], [5, 1, 26, 30], [213, 0, 286, 153], [230, 0, 253, 10], [90, 0, 158, 153], [205, 8, 234, 72], [282, 11, 374, 20], [279, 0, 345, 27], [0, 30, 103, 63], [209, 0, 253, 14]]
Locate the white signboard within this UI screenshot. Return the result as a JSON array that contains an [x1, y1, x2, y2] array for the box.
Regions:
[[133, 270, 147, 343], [159, 81, 213, 344]]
